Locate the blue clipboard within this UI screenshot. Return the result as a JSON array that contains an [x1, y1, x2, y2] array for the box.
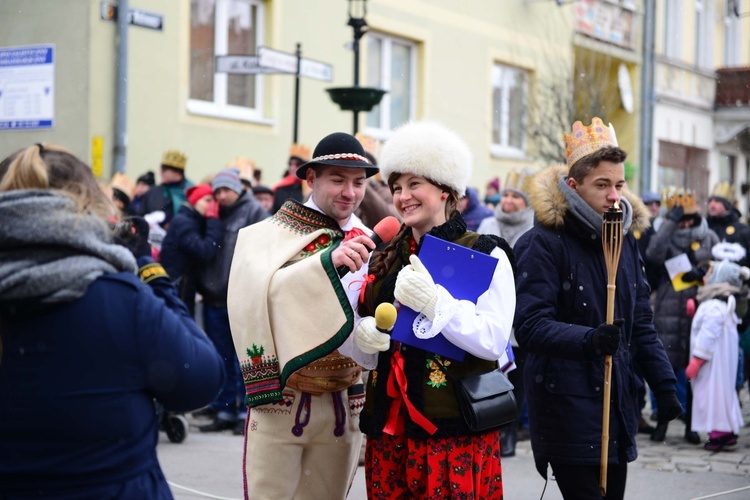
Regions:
[[391, 234, 499, 361]]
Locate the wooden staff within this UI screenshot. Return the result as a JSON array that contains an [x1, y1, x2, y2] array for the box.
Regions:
[[600, 201, 623, 496]]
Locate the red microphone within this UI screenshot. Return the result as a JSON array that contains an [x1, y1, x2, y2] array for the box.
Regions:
[[337, 216, 401, 277]]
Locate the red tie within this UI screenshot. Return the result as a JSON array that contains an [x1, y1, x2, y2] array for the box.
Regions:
[[344, 227, 367, 241]]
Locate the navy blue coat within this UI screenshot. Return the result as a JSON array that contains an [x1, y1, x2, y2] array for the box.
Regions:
[[0, 270, 225, 498], [160, 204, 222, 311], [513, 165, 675, 476], [461, 187, 493, 232]]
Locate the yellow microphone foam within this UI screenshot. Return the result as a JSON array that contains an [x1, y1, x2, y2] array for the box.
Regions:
[[375, 303, 398, 331]]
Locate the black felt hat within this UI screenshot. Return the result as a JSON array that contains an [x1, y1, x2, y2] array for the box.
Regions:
[[252, 185, 273, 196], [296, 132, 378, 179]]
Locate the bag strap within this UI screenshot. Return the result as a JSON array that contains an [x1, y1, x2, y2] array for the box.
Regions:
[[432, 356, 452, 378]]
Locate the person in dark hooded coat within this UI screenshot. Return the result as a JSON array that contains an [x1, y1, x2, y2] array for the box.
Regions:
[[159, 184, 223, 315], [513, 118, 681, 500], [459, 186, 493, 231], [705, 183, 750, 267]]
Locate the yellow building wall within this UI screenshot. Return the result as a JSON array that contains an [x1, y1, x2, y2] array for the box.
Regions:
[[101, 0, 585, 192], [1, 0, 647, 193]]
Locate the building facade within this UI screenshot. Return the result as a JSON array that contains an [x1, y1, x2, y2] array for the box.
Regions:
[[649, 0, 750, 215], [2, 0, 651, 195]]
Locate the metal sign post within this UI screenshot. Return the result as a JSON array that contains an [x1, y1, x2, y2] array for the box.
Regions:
[[216, 44, 332, 144]]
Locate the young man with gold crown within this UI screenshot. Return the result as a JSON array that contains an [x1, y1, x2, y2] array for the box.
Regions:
[[136, 149, 194, 227], [514, 118, 681, 499], [227, 132, 380, 499]]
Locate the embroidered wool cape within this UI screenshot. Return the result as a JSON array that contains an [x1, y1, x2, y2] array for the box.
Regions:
[[227, 200, 357, 407]]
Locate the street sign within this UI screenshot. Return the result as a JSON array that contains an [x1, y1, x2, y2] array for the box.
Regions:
[[258, 47, 333, 82], [257, 47, 297, 74], [100, 2, 164, 31], [215, 44, 334, 144], [215, 55, 285, 75]]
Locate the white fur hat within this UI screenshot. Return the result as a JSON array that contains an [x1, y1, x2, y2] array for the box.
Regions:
[[379, 121, 472, 196]]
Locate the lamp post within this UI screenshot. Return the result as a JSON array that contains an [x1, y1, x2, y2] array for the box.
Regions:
[[349, 0, 366, 89], [327, 0, 386, 134]]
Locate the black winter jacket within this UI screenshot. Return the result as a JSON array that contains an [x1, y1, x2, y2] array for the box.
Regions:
[[514, 165, 676, 477], [160, 204, 223, 312]]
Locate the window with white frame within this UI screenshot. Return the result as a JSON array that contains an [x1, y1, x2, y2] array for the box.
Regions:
[[663, 0, 683, 60], [189, 0, 265, 122], [724, 0, 742, 65], [694, 0, 713, 68], [719, 153, 737, 185], [365, 33, 416, 134], [491, 63, 527, 158]]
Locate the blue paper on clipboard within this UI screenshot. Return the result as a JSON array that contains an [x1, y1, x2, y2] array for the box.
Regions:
[[391, 234, 499, 361]]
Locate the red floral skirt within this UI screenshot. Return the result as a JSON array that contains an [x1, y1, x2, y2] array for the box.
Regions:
[[364, 431, 503, 499]]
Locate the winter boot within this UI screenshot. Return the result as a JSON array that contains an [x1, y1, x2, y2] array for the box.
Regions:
[[650, 422, 668, 442], [500, 423, 517, 457]]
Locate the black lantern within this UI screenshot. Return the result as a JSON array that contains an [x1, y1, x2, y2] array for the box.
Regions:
[[327, 0, 386, 134]]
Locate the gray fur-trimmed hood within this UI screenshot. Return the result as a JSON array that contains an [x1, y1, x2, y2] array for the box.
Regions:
[[528, 164, 651, 232]]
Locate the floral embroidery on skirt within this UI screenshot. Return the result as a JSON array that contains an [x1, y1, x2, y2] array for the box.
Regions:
[[365, 430, 503, 499]]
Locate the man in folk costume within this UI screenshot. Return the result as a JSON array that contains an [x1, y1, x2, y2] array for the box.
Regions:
[[228, 133, 379, 499], [706, 181, 750, 267], [513, 118, 681, 499]]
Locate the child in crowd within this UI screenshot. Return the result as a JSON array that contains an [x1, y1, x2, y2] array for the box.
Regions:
[[687, 255, 748, 451]]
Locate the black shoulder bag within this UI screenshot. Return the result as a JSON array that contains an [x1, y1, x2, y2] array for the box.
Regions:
[[435, 358, 517, 433]]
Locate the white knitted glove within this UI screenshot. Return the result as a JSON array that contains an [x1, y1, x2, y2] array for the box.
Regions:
[[394, 254, 438, 320], [354, 317, 391, 354]]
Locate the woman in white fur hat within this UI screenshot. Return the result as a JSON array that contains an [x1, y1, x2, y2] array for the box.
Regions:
[[353, 121, 516, 499]]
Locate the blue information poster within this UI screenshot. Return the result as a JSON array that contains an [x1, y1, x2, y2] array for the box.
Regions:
[[0, 44, 55, 130]]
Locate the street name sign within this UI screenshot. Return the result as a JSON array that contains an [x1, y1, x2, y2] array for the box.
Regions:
[[258, 47, 333, 82]]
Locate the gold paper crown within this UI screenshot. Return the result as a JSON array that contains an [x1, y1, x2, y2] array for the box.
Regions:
[[563, 117, 619, 169], [711, 181, 735, 203], [227, 157, 256, 183], [662, 186, 698, 215], [355, 133, 379, 157], [289, 143, 311, 162], [109, 172, 135, 200], [161, 149, 187, 170], [504, 169, 533, 194]]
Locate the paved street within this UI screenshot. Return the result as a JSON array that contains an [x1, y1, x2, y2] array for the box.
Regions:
[[158, 391, 750, 500]]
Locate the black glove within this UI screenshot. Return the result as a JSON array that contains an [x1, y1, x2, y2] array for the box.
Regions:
[[655, 391, 683, 424], [681, 266, 707, 283], [589, 319, 624, 357], [112, 216, 152, 259], [666, 206, 684, 223]]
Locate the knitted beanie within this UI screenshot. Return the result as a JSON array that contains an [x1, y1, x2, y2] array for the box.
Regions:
[[212, 168, 243, 194], [707, 260, 750, 288], [186, 184, 214, 206]]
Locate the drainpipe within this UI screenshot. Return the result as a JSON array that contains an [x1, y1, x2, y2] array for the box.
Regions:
[[639, 0, 656, 194], [113, 0, 129, 174]]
